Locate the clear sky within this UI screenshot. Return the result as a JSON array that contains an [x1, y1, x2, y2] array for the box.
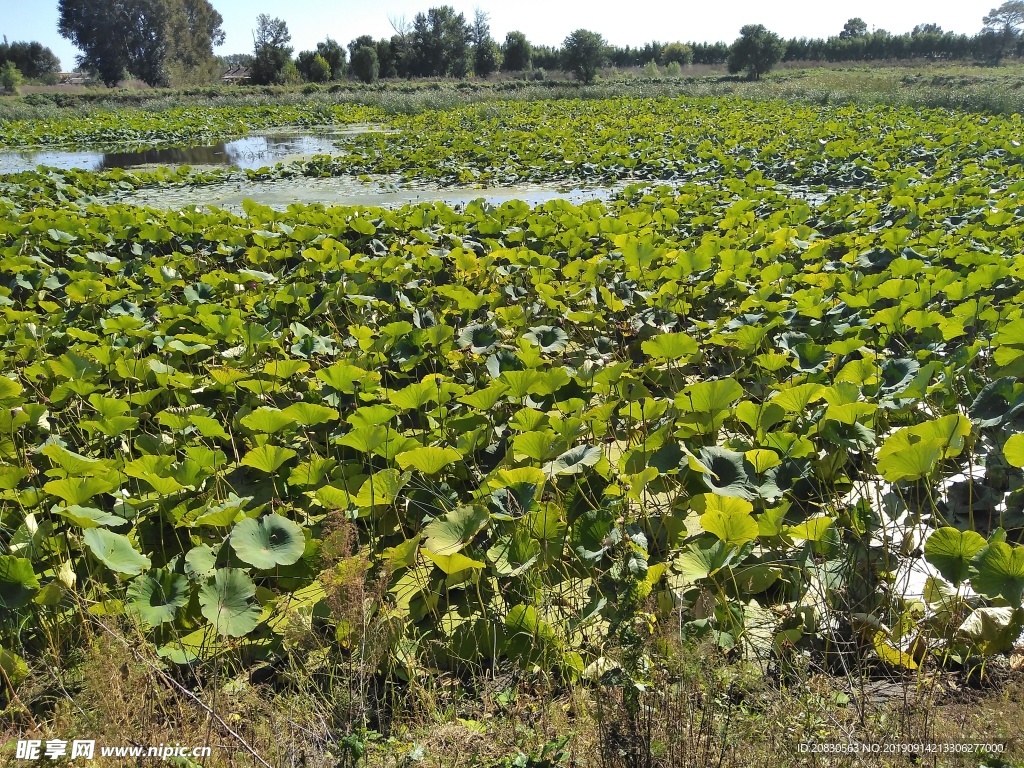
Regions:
[[0, 0, 995, 72]]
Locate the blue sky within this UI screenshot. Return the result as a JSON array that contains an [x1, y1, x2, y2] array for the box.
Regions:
[[1, 0, 994, 72]]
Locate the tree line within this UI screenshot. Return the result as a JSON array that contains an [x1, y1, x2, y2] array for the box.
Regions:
[[4, 1, 1021, 89], [0, 39, 61, 83], [243, 2, 1024, 86], [56, 0, 225, 87]]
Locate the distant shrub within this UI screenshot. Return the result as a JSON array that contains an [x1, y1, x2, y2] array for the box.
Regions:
[[1, 62, 23, 94]]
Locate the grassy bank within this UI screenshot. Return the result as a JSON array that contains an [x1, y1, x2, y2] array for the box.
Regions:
[[1, 62, 1024, 127], [4, 610, 1022, 768]]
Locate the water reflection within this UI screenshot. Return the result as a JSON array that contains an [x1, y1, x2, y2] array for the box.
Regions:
[[0, 130, 358, 175]]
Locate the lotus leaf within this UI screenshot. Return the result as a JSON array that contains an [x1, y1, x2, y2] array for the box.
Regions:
[[230, 514, 306, 569]]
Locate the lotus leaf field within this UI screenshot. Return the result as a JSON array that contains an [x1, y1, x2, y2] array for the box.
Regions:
[[3, 95, 1024, 695]]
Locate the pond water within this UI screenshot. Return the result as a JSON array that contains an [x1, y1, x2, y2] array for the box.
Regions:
[[0, 126, 378, 175], [96, 174, 626, 212], [94, 175, 840, 214]]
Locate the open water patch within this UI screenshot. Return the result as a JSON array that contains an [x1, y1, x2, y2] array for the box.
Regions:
[[95, 174, 625, 212], [0, 125, 382, 175]]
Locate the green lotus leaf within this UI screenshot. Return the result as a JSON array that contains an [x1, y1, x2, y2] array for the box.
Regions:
[[52, 504, 128, 529], [912, 414, 972, 456], [127, 568, 190, 625], [1004, 434, 1024, 468], [0, 646, 29, 687], [489, 482, 540, 520], [457, 323, 500, 353], [786, 515, 835, 542], [240, 407, 296, 434], [423, 549, 486, 575], [696, 446, 756, 499], [0, 465, 27, 491], [315, 485, 354, 510], [523, 325, 569, 353], [876, 440, 942, 482], [0, 556, 39, 609], [316, 362, 379, 394], [83, 528, 151, 576], [792, 342, 830, 373], [459, 383, 509, 410], [504, 603, 555, 643], [878, 357, 920, 396], [240, 444, 297, 473], [675, 378, 742, 414], [396, 446, 462, 475], [513, 430, 562, 462], [570, 505, 617, 563], [353, 469, 409, 508], [970, 378, 1024, 427], [487, 530, 541, 576], [641, 331, 698, 361], [262, 359, 310, 379], [43, 476, 116, 506], [189, 415, 229, 439], [41, 442, 105, 479], [337, 424, 388, 454], [770, 383, 826, 413], [729, 563, 780, 594], [282, 401, 339, 426], [970, 541, 1024, 605], [229, 514, 306, 569], [193, 494, 251, 527], [347, 405, 399, 428], [924, 527, 987, 585], [672, 539, 737, 585], [423, 505, 490, 554], [526, 505, 565, 541], [198, 568, 261, 638], [184, 544, 219, 581], [876, 415, 971, 482], [820, 419, 875, 450], [543, 444, 602, 477], [499, 369, 545, 399], [388, 380, 436, 411], [696, 495, 758, 547]]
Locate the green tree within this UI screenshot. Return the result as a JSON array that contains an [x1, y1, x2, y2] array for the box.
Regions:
[[59, 0, 168, 86], [164, 0, 225, 85], [251, 14, 293, 85], [410, 6, 470, 77], [839, 18, 869, 39], [661, 42, 693, 65], [316, 38, 346, 79], [981, 1, 1024, 63], [470, 8, 500, 77], [296, 51, 331, 82], [501, 31, 531, 71], [0, 61, 23, 93], [475, 39, 501, 77], [727, 24, 784, 80], [983, 1, 1024, 34], [58, 0, 222, 87], [562, 29, 606, 83], [348, 35, 377, 61], [0, 40, 61, 81], [351, 45, 379, 83]]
